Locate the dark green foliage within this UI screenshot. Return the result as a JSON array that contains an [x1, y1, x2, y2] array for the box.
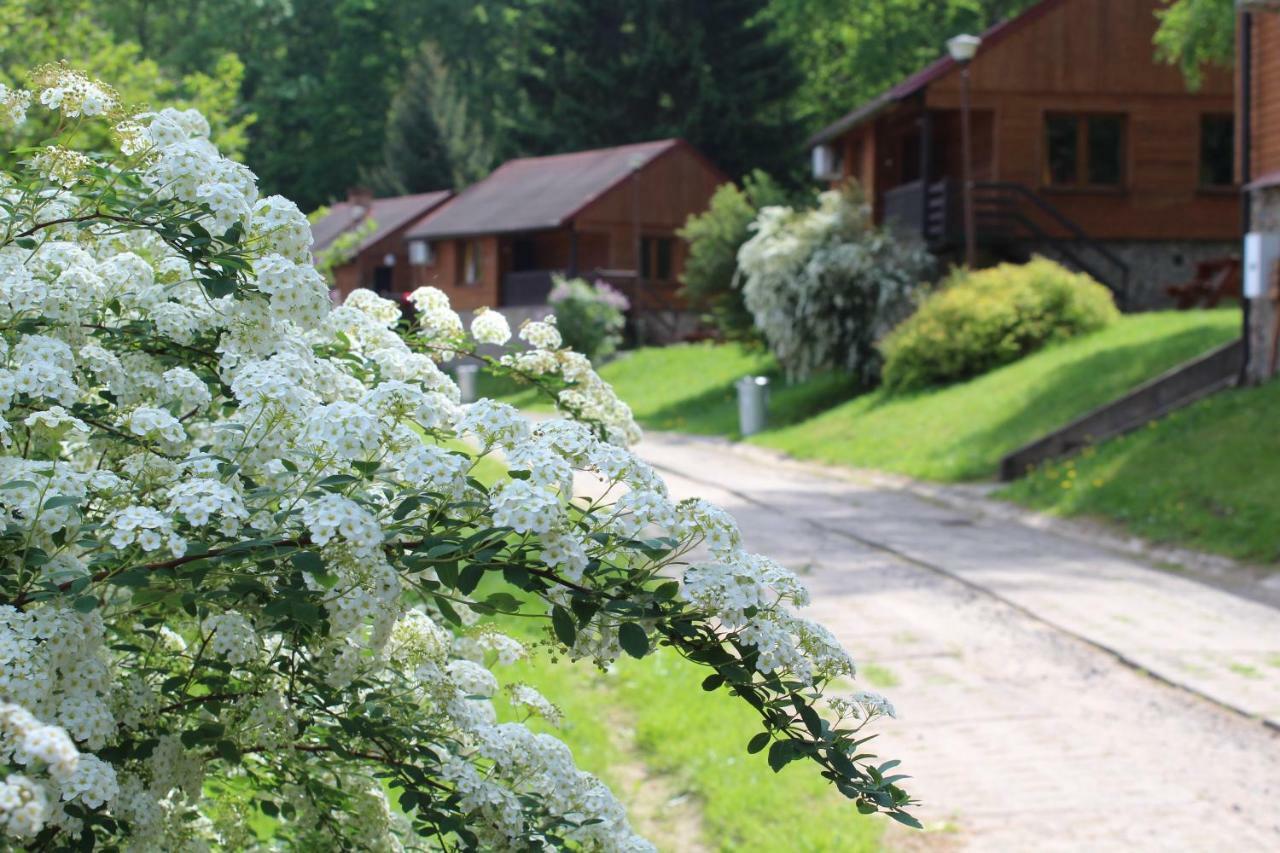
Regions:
[[362, 43, 493, 195], [508, 0, 803, 179], [880, 257, 1121, 391], [678, 170, 794, 342], [767, 0, 1037, 126]]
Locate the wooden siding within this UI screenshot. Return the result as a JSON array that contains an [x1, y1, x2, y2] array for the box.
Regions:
[[826, 0, 1238, 242], [408, 143, 721, 308], [1250, 13, 1280, 179], [927, 0, 1237, 241], [572, 142, 723, 275], [408, 236, 501, 311], [331, 221, 420, 299]]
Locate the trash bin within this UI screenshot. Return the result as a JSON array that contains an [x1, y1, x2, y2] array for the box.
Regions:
[[456, 363, 479, 404], [736, 375, 770, 437]]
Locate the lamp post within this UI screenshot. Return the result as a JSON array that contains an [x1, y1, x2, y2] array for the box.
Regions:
[[947, 33, 982, 268]]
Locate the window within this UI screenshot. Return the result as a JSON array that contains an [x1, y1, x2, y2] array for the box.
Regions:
[[640, 236, 674, 280], [1044, 114, 1126, 188], [408, 239, 434, 266], [1200, 114, 1234, 188], [462, 240, 480, 285]]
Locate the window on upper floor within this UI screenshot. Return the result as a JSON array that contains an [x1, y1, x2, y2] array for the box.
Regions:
[[1200, 114, 1234, 188], [1044, 113, 1126, 189]]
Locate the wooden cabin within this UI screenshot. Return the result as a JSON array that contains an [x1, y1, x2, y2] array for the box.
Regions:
[[1240, 1, 1280, 382], [310, 189, 452, 299], [807, 0, 1239, 308], [402, 140, 725, 316]]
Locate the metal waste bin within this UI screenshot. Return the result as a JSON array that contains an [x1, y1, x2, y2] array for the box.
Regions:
[[736, 375, 770, 437], [456, 363, 479, 404]]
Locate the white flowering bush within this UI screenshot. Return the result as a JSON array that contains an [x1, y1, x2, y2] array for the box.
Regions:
[[737, 186, 933, 382], [0, 67, 915, 850]]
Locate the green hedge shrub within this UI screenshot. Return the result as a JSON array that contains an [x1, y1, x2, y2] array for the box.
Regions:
[[880, 257, 1120, 390]]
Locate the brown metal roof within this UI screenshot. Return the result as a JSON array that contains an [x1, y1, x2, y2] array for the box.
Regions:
[[807, 0, 1071, 147], [310, 190, 452, 254], [404, 139, 684, 240]]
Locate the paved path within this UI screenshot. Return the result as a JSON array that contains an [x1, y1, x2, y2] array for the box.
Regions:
[[632, 432, 1280, 852]]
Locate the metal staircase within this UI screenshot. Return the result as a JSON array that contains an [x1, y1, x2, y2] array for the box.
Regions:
[[895, 178, 1132, 306]]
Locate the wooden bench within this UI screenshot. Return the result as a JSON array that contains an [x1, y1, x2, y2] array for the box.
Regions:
[[1165, 258, 1241, 309]]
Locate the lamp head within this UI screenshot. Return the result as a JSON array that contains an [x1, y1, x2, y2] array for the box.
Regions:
[[947, 34, 982, 63]]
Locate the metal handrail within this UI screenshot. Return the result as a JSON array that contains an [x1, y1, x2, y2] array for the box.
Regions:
[[974, 181, 1131, 289]]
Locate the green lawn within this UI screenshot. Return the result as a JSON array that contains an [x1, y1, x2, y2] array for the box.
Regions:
[[498, 643, 885, 852], [1000, 379, 1280, 563], [754, 310, 1241, 481], [482, 341, 859, 437]]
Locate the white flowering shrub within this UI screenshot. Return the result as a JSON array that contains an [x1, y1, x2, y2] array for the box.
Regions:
[[737, 186, 933, 382], [0, 68, 915, 850]]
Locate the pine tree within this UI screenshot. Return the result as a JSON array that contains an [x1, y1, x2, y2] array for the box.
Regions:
[[508, 0, 802, 180], [365, 44, 493, 195]]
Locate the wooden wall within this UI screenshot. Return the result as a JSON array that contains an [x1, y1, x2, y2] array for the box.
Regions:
[[331, 223, 419, 300], [826, 0, 1238, 242], [573, 142, 724, 276], [1249, 13, 1280, 180], [406, 143, 722, 310], [923, 0, 1237, 241], [407, 236, 500, 312]]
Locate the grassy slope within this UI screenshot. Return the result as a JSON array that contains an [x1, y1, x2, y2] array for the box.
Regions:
[[754, 310, 1241, 481], [499, 645, 883, 852], [1000, 378, 1280, 562], [483, 342, 859, 438]]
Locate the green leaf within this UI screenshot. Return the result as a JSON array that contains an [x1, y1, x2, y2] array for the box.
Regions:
[[767, 740, 796, 773], [290, 551, 325, 575], [618, 622, 649, 659], [551, 606, 577, 647], [72, 595, 98, 613], [43, 495, 81, 510], [215, 739, 242, 764], [888, 811, 923, 829], [456, 563, 485, 595], [393, 495, 422, 520], [701, 673, 724, 691], [747, 732, 771, 754]]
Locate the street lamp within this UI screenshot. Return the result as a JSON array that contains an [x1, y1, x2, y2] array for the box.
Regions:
[[948, 34, 982, 268]]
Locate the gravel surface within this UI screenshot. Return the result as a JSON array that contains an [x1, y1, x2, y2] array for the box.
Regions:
[[631, 432, 1280, 852]]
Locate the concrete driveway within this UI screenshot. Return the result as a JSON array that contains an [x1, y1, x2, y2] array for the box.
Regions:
[[632, 431, 1280, 852]]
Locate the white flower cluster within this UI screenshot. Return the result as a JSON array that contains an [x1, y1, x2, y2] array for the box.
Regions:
[[0, 73, 898, 847], [0, 701, 82, 838], [32, 63, 119, 119]]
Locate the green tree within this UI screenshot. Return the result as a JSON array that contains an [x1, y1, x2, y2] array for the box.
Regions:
[[96, 0, 421, 208], [0, 0, 251, 157], [363, 43, 493, 195], [1153, 0, 1235, 90], [509, 0, 803, 179], [679, 170, 795, 342], [766, 0, 1036, 128]]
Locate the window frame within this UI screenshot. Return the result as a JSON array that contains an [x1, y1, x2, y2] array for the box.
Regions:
[[1042, 111, 1128, 192], [639, 235, 675, 281], [462, 239, 480, 285], [408, 239, 434, 266], [1198, 113, 1235, 191]]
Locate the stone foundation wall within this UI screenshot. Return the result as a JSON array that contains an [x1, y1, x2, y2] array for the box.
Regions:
[[1027, 240, 1240, 311], [1103, 241, 1240, 311]]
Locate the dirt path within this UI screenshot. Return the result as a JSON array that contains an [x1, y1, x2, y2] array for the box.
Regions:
[[631, 432, 1280, 852]]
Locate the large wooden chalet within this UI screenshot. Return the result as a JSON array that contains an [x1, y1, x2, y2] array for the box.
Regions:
[[402, 139, 725, 314], [807, 0, 1240, 308]]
